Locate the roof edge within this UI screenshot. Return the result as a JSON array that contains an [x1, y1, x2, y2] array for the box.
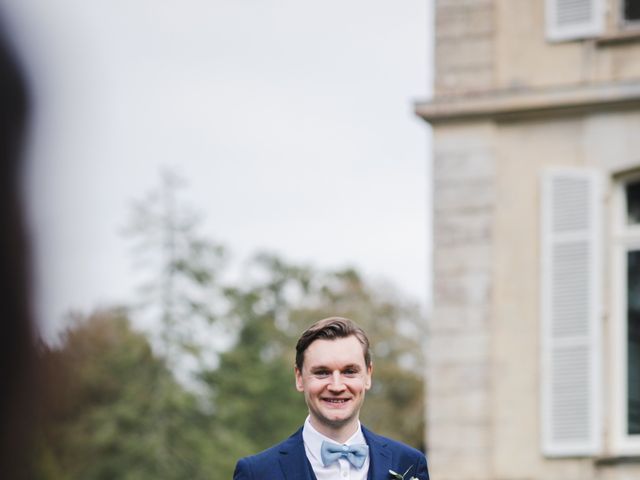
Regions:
[[415, 80, 640, 124]]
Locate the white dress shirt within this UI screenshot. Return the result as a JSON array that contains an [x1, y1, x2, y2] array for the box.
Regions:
[[302, 416, 370, 480]]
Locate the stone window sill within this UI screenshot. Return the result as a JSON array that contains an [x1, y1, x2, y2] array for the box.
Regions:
[[597, 29, 640, 46], [594, 455, 640, 466]]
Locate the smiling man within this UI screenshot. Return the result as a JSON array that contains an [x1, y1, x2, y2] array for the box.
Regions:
[[233, 317, 429, 480]]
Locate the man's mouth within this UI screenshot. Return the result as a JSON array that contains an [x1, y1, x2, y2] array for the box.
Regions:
[[322, 398, 350, 404]]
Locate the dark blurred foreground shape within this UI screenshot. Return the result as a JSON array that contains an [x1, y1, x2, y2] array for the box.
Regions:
[[416, 1, 640, 480], [0, 15, 36, 480]]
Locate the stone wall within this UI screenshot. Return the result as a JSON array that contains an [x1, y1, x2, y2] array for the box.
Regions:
[[428, 123, 495, 480], [434, 0, 495, 95], [434, 0, 640, 96]]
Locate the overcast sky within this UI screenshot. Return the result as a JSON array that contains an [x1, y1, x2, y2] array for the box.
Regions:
[[2, 0, 433, 337]]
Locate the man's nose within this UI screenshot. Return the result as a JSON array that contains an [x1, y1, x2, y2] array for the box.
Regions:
[[328, 371, 346, 390]]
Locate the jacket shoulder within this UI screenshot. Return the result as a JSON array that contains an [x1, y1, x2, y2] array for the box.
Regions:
[[380, 434, 424, 457], [364, 427, 424, 457], [233, 430, 301, 479], [365, 428, 428, 462], [243, 438, 289, 464]]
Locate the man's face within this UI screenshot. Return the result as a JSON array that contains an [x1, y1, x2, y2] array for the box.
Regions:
[[295, 335, 372, 437]]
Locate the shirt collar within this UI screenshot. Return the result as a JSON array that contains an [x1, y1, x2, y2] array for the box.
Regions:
[[302, 416, 367, 463]]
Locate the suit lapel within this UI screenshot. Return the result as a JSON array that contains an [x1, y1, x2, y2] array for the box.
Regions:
[[278, 428, 316, 480], [363, 426, 392, 480]]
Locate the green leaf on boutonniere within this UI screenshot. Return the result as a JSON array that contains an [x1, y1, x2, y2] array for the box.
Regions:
[[388, 465, 414, 479]]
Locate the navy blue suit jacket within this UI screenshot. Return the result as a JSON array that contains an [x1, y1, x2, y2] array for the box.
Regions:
[[233, 426, 429, 480]]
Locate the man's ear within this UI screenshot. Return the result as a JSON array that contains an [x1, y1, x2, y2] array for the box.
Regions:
[[364, 363, 373, 390], [294, 366, 304, 392]]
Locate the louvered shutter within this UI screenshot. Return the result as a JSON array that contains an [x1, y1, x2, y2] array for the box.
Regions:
[[541, 168, 602, 456], [545, 0, 604, 41]]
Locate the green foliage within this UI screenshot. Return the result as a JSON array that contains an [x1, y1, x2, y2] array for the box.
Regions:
[[124, 169, 227, 372], [201, 263, 310, 457], [31, 310, 216, 480]]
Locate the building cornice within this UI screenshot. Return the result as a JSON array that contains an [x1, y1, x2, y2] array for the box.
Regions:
[[415, 80, 640, 124]]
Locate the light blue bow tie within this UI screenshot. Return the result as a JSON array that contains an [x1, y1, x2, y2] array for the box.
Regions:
[[320, 440, 369, 469]]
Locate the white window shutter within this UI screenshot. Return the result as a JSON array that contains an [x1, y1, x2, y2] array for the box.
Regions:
[[541, 168, 602, 457], [545, 0, 604, 42]]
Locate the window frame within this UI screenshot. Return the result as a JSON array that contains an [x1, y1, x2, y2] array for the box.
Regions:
[[611, 173, 640, 454], [619, 0, 640, 29]]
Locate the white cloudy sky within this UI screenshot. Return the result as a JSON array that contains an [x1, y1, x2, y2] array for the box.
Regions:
[[2, 0, 433, 337]]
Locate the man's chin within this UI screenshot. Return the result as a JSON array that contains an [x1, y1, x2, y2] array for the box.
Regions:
[[318, 411, 357, 428]]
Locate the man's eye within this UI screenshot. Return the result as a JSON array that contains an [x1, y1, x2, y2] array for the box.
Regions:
[[344, 369, 358, 376], [314, 371, 330, 377]]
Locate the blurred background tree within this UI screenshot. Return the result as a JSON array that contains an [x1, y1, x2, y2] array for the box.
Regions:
[[32, 172, 426, 478], [32, 309, 217, 479], [124, 168, 227, 374]]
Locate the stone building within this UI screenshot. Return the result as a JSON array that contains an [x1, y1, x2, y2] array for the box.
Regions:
[[416, 1, 640, 479]]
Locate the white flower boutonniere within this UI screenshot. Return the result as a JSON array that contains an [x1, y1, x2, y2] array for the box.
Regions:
[[388, 465, 418, 480]]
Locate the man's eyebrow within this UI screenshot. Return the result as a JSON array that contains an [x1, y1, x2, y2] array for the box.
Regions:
[[309, 365, 330, 372], [342, 364, 361, 371], [309, 364, 361, 371]]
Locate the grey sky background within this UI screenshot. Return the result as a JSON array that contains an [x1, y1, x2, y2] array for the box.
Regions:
[[2, 0, 433, 337]]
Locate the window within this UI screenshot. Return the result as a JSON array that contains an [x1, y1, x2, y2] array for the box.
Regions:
[[546, 0, 605, 41], [626, 250, 640, 435], [613, 175, 640, 452], [541, 169, 640, 457], [622, 0, 640, 24]]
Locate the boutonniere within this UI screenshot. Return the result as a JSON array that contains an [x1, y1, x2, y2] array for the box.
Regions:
[[388, 465, 417, 480]]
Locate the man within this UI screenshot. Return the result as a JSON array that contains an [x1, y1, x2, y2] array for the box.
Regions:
[[234, 317, 429, 480]]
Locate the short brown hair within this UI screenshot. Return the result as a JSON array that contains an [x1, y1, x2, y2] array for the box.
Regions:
[[295, 317, 371, 371]]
